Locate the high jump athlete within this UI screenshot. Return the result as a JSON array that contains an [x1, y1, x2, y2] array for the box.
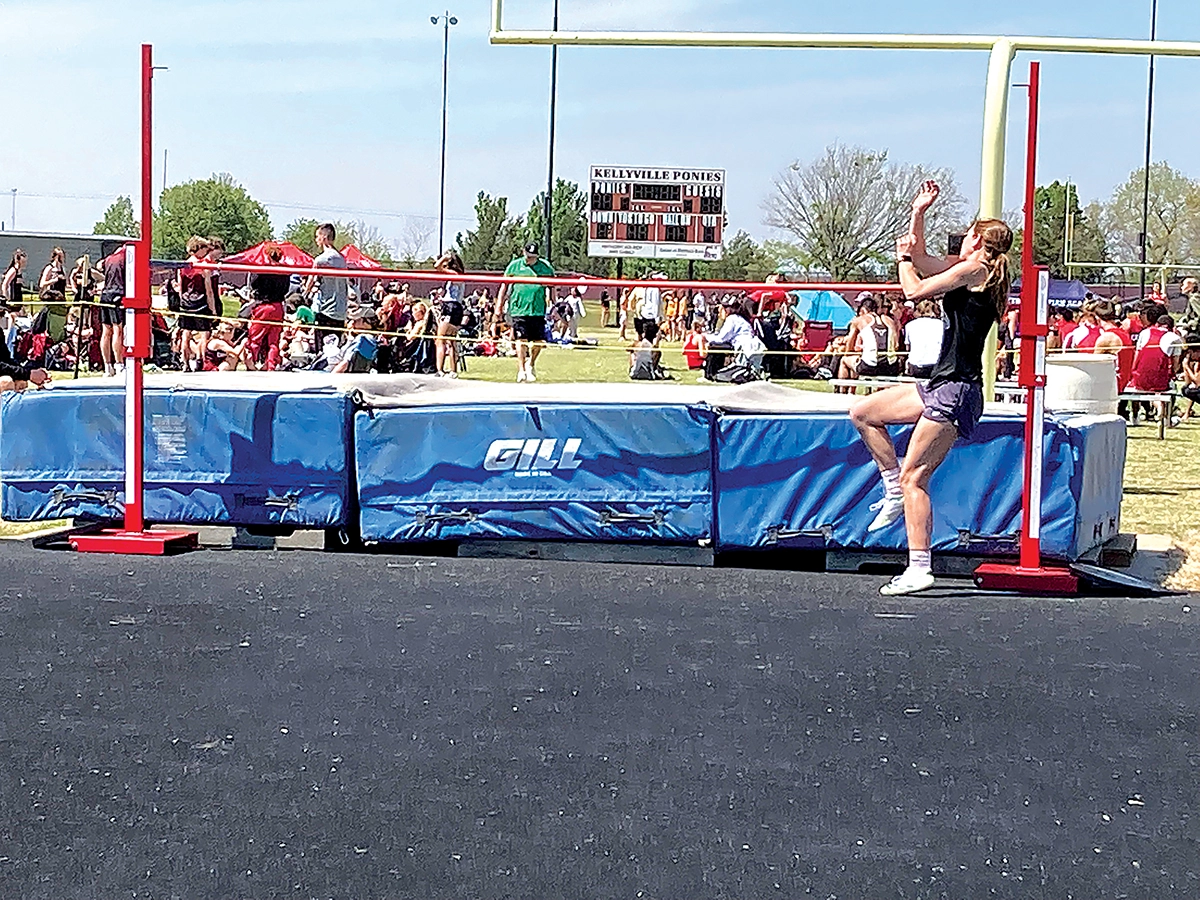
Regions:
[[849, 181, 1013, 596]]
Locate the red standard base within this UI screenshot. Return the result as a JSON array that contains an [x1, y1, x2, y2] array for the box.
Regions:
[[973, 563, 1079, 595], [71, 529, 199, 556]]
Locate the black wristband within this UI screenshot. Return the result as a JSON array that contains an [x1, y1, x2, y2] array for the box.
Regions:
[[898, 255, 913, 263]]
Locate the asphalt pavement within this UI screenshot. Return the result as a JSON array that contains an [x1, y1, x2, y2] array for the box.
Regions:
[[0, 543, 1196, 899]]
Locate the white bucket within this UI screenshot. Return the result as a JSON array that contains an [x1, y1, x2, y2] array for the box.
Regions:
[[1044, 352, 1119, 415]]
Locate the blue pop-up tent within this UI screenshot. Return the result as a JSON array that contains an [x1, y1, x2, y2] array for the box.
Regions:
[[791, 290, 856, 329], [1010, 278, 1089, 308]]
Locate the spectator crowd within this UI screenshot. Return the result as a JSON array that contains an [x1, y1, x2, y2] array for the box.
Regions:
[[0, 226, 1197, 425]]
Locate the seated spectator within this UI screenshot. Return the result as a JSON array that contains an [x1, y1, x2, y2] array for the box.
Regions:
[[701, 296, 753, 381], [682, 318, 706, 370], [1180, 337, 1200, 419], [203, 322, 246, 371], [629, 321, 667, 380], [389, 301, 437, 374], [331, 309, 379, 374], [1129, 313, 1183, 398]]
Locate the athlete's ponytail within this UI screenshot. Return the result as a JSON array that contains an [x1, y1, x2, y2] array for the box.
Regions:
[[971, 219, 1014, 322]]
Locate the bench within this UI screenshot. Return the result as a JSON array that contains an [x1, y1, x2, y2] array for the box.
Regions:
[[1119, 390, 1181, 440]]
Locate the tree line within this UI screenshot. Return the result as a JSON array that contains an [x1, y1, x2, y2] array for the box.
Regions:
[[93, 148, 1200, 282]]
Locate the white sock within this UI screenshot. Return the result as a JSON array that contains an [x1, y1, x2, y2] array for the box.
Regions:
[[909, 549, 932, 573], [881, 466, 902, 498]]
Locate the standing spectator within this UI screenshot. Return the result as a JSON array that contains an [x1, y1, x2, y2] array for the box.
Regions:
[[39, 247, 67, 295], [2, 250, 27, 311], [567, 285, 586, 341], [1130, 314, 1183, 395], [1176, 277, 1200, 335], [433, 249, 467, 377], [69, 255, 101, 371], [495, 242, 553, 383], [841, 293, 897, 380], [692, 290, 711, 331], [903, 299, 944, 379], [663, 290, 679, 341], [599, 289, 612, 328], [891, 296, 915, 334], [1091, 299, 1135, 392], [1147, 281, 1166, 305], [633, 273, 664, 338], [1122, 302, 1145, 340], [305, 222, 348, 338], [205, 237, 226, 314], [245, 243, 289, 371], [35, 247, 70, 340], [1064, 301, 1101, 350], [97, 247, 127, 376], [1050, 309, 1075, 348], [176, 236, 214, 371], [617, 287, 631, 341]]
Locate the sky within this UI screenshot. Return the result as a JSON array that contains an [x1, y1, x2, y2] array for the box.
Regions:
[[3, 0, 1198, 258]]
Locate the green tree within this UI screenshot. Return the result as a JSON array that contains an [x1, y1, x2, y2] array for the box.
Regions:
[[341, 219, 397, 267], [1031, 181, 1107, 279], [1100, 162, 1200, 267], [523, 179, 605, 274], [93, 196, 139, 238], [706, 231, 777, 282], [154, 173, 272, 258], [764, 143, 966, 280], [281, 217, 322, 256], [456, 192, 525, 270], [605, 232, 779, 285]]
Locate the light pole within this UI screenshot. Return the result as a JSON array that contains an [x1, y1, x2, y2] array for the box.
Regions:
[[1139, 0, 1158, 299], [431, 11, 458, 257], [544, 0, 559, 264]]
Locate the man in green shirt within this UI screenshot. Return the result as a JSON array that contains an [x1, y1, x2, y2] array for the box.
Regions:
[[495, 242, 555, 382]]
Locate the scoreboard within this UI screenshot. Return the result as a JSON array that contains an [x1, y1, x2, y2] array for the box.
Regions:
[[587, 165, 725, 261]]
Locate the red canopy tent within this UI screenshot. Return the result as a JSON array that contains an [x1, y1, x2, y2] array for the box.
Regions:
[[223, 241, 314, 268], [341, 244, 382, 270]]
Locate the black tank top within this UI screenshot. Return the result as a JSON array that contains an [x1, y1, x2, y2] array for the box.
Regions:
[[6, 269, 23, 307], [927, 285, 997, 387]]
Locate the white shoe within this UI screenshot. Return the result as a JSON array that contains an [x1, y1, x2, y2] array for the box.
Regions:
[[867, 494, 905, 531], [104, 365, 115, 377], [516, 367, 527, 383], [879, 568, 936, 596], [525, 367, 537, 383], [443, 370, 458, 379]]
